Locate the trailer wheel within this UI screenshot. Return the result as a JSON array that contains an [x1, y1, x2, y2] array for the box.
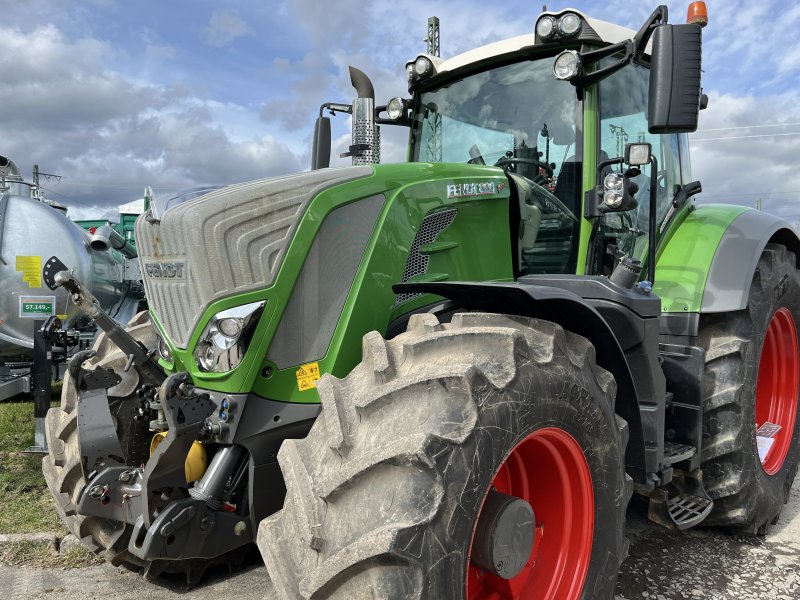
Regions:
[[699, 243, 800, 532], [42, 312, 250, 583], [258, 313, 630, 600]]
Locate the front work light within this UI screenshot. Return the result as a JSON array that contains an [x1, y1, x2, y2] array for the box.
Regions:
[[558, 13, 581, 36], [536, 16, 556, 39], [194, 300, 265, 373], [387, 97, 407, 120], [625, 143, 652, 166], [603, 173, 624, 209], [553, 50, 582, 81], [414, 56, 433, 77]]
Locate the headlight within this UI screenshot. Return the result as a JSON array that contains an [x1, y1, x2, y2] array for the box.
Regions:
[[217, 317, 241, 338], [157, 336, 173, 362], [196, 341, 216, 371], [194, 300, 265, 373], [553, 50, 582, 81]]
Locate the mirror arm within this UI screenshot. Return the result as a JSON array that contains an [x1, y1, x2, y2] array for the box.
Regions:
[[633, 5, 669, 58], [572, 41, 633, 90], [319, 102, 352, 117], [571, 5, 668, 93]]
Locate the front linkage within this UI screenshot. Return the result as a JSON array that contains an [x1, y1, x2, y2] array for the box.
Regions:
[[55, 271, 254, 563]]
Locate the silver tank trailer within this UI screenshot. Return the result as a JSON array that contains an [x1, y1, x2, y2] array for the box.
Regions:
[[0, 156, 135, 359]]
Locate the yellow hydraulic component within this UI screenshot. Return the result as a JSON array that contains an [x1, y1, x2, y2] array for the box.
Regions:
[[149, 432, 208, 483]]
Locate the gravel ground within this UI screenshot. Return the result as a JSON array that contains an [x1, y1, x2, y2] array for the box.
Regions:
[[2, 485, 799, 599], [616, 484, 800, 599]]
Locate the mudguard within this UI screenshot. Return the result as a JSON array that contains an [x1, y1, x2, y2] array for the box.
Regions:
[[394, 279, 654, 484], [655, 205, 800, 313]]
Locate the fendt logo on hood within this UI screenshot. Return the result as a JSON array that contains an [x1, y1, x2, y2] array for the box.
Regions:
[[144, 261, 186, 279], [446, 181, 497, 199]]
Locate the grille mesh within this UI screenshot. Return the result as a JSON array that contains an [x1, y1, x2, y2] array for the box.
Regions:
[[267, 195, 385, 368], [395, 208, 457, 305]]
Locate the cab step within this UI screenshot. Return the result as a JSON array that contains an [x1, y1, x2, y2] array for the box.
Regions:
[[663, 441, 696, 466], [648, 468, 713, 530]]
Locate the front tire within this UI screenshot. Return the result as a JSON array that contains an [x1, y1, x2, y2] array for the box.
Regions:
[[699, 243, 800, 532], [258, 312, 630, 599]]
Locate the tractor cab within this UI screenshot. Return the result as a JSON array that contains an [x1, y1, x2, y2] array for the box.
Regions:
[[403, 6, 704, 284], [314, 5, 704, 285]]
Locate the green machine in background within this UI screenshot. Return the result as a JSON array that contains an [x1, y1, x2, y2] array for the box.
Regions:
[[74, 190, 151, 252], [43, 4, 800, 599]]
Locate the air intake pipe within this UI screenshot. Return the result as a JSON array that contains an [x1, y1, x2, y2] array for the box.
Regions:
[[90, 224, 137, 259]]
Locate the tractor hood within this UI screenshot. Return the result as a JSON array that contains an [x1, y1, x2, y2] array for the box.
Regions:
[[135, 167, 373, 348]]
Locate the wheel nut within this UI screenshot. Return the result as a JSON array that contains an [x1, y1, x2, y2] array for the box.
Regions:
[[89, 485, 105, 499]]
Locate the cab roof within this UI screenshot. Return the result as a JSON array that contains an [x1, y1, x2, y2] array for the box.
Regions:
[[434, 9, 639, 76]]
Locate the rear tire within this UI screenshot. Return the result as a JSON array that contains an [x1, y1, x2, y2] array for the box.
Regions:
[[699, 243, 800, 532], [258, 313, 630, 599]]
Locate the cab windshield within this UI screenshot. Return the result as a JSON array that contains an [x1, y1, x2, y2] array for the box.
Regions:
[[411, 58, 582, 274]]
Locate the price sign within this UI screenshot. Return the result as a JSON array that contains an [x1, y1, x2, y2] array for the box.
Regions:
[[19, 296, 56, 318]]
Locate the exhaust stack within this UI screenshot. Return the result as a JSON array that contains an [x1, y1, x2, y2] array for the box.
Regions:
[[349, 66, 380, 165]]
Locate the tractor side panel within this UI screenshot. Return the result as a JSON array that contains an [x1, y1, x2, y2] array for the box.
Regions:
[[655, 204, 800, 314], [654, 204, 746, 313], [700, 210, 800, 313]]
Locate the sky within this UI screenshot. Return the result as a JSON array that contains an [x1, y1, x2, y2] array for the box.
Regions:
[[1, 0, 799, 226]]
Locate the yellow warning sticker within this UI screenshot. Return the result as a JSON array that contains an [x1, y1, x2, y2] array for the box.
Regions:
[[15, 255, 42, 288], [296, 361, 321, 391]]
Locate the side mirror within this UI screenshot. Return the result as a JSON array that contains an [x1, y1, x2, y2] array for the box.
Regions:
[[648, 24, 702, 133], [311, 115, 332, 170]]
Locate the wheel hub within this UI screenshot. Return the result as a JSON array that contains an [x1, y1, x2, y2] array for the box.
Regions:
[[470, 490, 535, 580], [467, 427, 594, 600]]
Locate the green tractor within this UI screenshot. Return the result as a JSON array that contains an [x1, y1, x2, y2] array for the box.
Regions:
[[43, 3, 800, 598]]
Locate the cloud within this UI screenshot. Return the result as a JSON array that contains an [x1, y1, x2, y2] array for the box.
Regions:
[[690, 91, 800, 219], [205, 9, 251, 48], [0, 23, 303, 214], [261, 0, 533, 148], [3, 0, 800, 231]]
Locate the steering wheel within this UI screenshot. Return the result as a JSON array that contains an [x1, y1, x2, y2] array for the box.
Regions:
[[495, 156, 554, 177]]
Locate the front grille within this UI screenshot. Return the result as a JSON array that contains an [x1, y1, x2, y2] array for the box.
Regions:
[[395, 208, 457, 305], [135, 167, 372, 348]]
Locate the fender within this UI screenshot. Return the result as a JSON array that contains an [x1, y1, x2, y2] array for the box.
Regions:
[[394, 280, 652, 484], [655, 205, 800, 313]]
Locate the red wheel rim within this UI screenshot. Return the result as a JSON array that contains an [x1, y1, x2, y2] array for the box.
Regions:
[[466, 427, 594, 600], [755, 307, 800, 475]]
